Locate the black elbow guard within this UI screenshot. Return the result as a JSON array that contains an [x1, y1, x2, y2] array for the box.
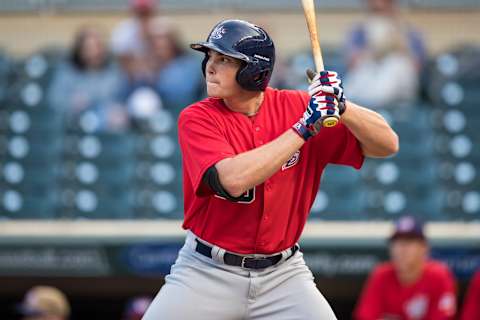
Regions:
[[202, 165, 244, 202]]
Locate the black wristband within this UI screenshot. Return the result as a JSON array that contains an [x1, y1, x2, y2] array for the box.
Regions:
[[339, 101, 347, 115]]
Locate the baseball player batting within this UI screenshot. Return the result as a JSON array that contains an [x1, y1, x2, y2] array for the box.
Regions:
[[143, 19, 399, 320]]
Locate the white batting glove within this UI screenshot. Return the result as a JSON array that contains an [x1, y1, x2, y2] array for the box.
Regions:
[[307, 70, 347, 115], [292, 91, 340, 141]]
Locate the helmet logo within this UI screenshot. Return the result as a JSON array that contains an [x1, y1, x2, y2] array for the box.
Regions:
[[254, 54, 270, 62], [210, 26, 227, 40]]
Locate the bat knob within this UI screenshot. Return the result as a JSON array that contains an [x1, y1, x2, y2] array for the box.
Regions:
[[322, 116, 338, 128], [306, 68, 316, 82]]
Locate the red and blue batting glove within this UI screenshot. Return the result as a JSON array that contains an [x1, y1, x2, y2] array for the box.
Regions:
[[293, 70, 347, 141], [292, 91, 340, 141], [308, 70, 347, 111]]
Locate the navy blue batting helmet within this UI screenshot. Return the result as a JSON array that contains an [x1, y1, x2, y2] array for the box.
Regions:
[[190, 19, 275, 91]]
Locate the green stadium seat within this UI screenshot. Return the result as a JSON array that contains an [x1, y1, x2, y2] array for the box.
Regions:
[[309, 186, 367, 220], [57, 189, 134, 219], [62, 133, 136, 163], [1, 135, 62, 166], [360, 187, 440, 220], [136, 182, 183, 219], [436, 188, 480, 220], [0, 191, 57, 219], [321, 164, 361, 186], [60, 160, 136, 193], [134, 133, 180, 161], [0, 50, 13, 104], [1, 161, 58, 194]]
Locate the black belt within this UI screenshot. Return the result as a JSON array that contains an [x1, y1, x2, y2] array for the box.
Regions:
[[195, 239, 298, 270]]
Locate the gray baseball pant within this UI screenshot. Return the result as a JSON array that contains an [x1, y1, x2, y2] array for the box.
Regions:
[[142, 231, 337, 320]]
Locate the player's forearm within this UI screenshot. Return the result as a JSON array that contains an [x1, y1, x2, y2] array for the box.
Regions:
[[341, 101, 399, 158], [216, 129, 304, 197]]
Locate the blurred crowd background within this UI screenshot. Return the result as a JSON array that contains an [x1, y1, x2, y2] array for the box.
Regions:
[[1, 0, 479, 221], [0, 0, 479, 319]]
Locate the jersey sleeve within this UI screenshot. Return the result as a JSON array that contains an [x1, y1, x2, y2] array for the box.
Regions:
[[295, 90, 364, 169], [461, 270, 480, 320], [353, 267, 385, 320], [428, 265, 457, 320], [320, 123, 364, 169], [178, 107, 236, 196]]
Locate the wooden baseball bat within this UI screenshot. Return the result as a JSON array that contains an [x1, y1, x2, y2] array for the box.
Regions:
[[301, 0, 339, 128]]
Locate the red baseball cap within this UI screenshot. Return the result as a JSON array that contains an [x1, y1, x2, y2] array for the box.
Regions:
[[389, 215, 426, 242], [122, 296, 152, 320], [129, 0, 156, 12]]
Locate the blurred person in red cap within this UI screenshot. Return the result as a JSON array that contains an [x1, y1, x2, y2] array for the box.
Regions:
[[344, 0, 426, 71], [343, 0, 425, 109], [17, 286, 70, 320], [111, 0, 158, 81], [122, 295, 152, 320], [354, 215, 457, 320], [461, 268, 480, 320], [343, 15, 420, 109]]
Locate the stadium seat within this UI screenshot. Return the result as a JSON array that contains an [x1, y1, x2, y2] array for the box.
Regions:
[[436, 187, 480, 220], [360, 186, 440, 220], [361, 157, 436, 187], [57, 188, 134, 219], [0, 50, 13, 104], [10, 48, 63, 84], [309, 185, 367, 220], [1, 160, 58, 190], [321, 164, 362, 186], [60, 160, 135, 191], [1, 134, 62, 165], [62, 133, 135, 163], [0, 190, 57, 219], [134, 132, 180, 161], [132, 186, 183, 219]]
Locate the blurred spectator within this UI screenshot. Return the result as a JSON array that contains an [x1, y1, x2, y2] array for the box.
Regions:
[[343, 16, 420, 108], [122, 295, 152, 320], [148, 17, 205, 111], [111, 0, 157, 82], [354, 215, 457, 320], [17, 286, 70, 320], [118, 17, 204, 124], [47, 26, 128, 132], [345, 0, 426, 70], [461, 269, 480, 320]]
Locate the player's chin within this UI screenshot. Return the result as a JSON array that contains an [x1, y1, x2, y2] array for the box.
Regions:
[[206, 84, 224, 98]]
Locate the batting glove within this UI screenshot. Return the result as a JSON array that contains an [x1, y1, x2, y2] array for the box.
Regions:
[[307, 70, 347, 115], [292, 92, 340, 141]]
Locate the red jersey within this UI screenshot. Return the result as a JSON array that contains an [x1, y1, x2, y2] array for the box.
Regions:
[[178, 87, 364, 254], [354, 260, 457, 320], [461, 270, 480, 320]]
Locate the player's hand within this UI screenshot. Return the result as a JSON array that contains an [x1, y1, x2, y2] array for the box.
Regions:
[[307, 69, 347, 115], [292, 92, 340, 141]]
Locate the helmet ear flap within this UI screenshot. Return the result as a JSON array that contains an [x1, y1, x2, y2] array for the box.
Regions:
[[201, 53, 208, 77], [236, 60, 271, 91], [202, 53, 272, 91]]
